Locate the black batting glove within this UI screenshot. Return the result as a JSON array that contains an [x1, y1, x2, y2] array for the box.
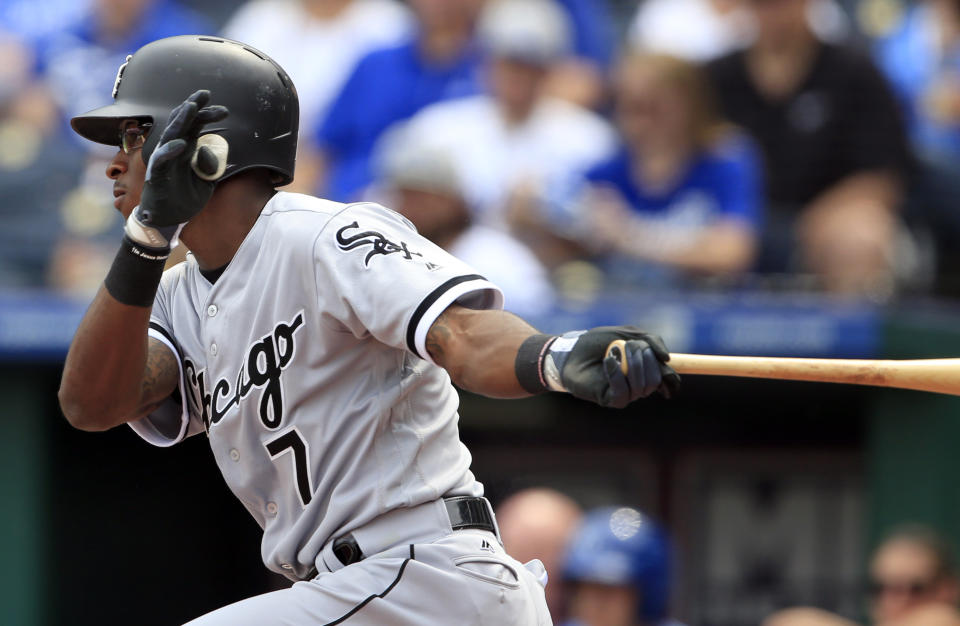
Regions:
[[519, 326, 680, 408], [126, 89, 229, 250]]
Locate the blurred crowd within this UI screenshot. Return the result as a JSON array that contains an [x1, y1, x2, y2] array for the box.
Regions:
[[3, 0, 960, 308], [494, 489, 960, 626]]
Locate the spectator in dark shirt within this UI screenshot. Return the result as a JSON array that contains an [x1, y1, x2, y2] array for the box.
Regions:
[[706, 0, 911, 296], [313, 0, 485, 202]]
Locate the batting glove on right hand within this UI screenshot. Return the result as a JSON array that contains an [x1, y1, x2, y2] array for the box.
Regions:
[[126, 89, 229, 250], [545, 326, 681, 408]]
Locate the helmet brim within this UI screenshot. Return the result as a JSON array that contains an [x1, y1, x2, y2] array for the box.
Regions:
[[70, 101, 162, 146]]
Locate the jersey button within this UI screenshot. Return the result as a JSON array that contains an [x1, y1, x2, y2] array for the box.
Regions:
[[266, 502, 278, 516], [207, 304, 218, 317], [281, 563, 292, 570], [229, 449, 240, 462], [210, 343, 218, 356]]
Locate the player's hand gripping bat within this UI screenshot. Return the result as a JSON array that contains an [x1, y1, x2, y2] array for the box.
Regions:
[[605, 340, 960, 396]]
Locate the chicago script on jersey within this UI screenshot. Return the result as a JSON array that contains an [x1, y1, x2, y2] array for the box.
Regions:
[[335, 221, 423, 266], [184, 311, 305, 432]]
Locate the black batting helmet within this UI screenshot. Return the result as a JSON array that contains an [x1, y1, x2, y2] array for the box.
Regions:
[[71, 35, 299, 185]]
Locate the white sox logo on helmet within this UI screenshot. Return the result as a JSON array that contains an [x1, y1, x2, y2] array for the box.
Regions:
[[112, 54, 133, 99]]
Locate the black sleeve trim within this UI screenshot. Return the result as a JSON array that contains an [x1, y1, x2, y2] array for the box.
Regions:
[[405, 274, 485, 358], [149, 321, 182, 360]]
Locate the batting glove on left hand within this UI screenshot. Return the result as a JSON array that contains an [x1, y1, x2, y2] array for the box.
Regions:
[[126, 89, 229, 250]]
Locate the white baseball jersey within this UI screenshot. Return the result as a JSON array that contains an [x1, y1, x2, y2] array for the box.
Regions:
[[130, 191, 502, 581]]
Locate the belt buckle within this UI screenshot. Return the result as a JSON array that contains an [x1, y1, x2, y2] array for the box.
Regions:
[[444, 496, 496, 533]]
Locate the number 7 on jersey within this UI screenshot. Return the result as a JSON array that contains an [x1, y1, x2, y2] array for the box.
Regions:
[[265, 427, 314, 507]]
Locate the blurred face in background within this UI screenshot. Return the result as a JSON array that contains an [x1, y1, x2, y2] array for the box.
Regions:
[[95, 0, 154, 41], [568, 581, 639, 626], [615, 60, 696, 156], [497, 489, 582, 620], [393, 187, 470, 245], [408, 0, 485, 32], [488, 57, 548, 121], [746, 0, 811, 47], [870, 538, 960, 622]]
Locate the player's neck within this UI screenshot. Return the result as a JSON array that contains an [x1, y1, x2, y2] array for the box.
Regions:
[[180, 178, 276, 271]]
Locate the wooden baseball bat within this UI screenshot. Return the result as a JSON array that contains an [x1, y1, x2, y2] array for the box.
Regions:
[[605, 339, 960, 396]]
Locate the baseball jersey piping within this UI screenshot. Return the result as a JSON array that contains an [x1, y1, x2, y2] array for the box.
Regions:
[[148, 321, 182, 360], [405, 273, 485, 359], [323, 544, 416, 625]]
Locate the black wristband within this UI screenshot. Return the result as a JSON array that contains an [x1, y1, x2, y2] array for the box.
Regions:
[[514, 333, 557, 395], [104, 235, 169, 307]]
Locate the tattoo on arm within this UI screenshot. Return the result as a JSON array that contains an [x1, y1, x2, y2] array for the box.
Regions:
[[426, 307, 454, 364], [137, 338, 179, 417]]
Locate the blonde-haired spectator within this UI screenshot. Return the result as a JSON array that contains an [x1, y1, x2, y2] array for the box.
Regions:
[[568, 52, 762, 283]]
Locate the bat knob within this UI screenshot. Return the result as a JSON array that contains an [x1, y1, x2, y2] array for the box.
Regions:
[[605, 339, 629, 375]]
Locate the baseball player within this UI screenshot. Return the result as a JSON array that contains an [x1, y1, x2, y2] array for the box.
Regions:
[[58, 35, 680, 625]]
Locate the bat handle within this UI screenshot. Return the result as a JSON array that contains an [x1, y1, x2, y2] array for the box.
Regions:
[[605, 339, 629, 375]]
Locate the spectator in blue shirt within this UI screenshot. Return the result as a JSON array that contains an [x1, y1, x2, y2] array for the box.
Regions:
[[874, 0, 960, 164], [873, 0, 960, 294], [578, 53, 762, 282], [313, 0, 485, 202]]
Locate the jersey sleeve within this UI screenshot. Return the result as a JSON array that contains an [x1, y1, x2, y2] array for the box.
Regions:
[[314, 202, 503, 364], [127, 265, 205, 447]]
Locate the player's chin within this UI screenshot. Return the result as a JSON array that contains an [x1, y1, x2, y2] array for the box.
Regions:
[[116, 194, 139, 220]]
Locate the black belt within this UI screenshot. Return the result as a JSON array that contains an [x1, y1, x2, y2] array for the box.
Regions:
[[332, 496, 497, 567]]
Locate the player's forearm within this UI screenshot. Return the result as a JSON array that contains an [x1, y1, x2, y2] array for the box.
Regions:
[[427, 306, 538, 398], [59, 286, 152, 431], [427, 305, 681, 406]]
